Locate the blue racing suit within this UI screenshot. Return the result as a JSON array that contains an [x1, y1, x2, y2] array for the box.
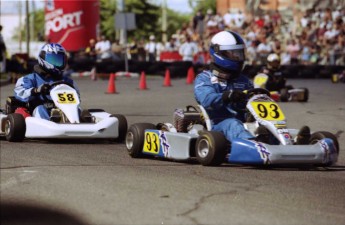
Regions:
[[14, 68, 79, 120], [194, 70, 254, 142]]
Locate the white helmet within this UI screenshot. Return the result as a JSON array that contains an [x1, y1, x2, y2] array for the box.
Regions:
[[209, 31, 246, 80], [267, 53, 281, 71]]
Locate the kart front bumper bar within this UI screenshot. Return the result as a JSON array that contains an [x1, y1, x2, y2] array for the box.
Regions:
[[25, 117, 118, 138]]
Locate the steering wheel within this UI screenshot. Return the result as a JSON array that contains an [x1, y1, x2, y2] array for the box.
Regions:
[[246, 88, 271, 97], [41, 81, 75, 102]]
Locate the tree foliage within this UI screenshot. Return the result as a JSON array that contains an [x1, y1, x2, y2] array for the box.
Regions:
[[188, 0, 216, 15]]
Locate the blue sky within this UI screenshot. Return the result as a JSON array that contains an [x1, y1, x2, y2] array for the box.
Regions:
[[1, 0, 193, 14]]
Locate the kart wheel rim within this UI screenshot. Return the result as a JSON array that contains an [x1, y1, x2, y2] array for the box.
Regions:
[[4, 119, 10, 136], [197, 139, 210, 158], [126, 132, 134, 150]]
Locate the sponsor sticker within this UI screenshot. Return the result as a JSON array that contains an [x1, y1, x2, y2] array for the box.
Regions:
[[255, 142, 271, 164]]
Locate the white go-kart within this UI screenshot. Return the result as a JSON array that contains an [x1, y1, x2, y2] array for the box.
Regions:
[[0, 81, 127, 142]]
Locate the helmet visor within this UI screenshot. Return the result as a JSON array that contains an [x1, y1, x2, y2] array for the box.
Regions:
[[218, 49, 245, 62], [45, 52, 66, 69], [269, 60, 280, 69]]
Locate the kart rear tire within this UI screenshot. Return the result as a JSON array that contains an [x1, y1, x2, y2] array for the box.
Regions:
[[126, 123, 156, 158], [5, 113, 26, 142], [111, 114, 128, 143], [298, 88, 309, 102], [280, 88, 289, 102], [195, 131, 229, 166], [310, 131, 339, 155]]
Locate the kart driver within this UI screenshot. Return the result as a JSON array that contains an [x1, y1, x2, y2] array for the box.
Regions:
[[14, 43, 79, 120], [194, 31, 311, 144], [194, 30, 256, 142], [259, 53, 286, 92]]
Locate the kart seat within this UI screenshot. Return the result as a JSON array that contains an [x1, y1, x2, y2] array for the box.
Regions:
[[173, 105, 206, 132], [5, 96, 27, 114]]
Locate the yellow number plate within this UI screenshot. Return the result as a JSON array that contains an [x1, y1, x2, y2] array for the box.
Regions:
[[251, 102, 285, 121], [143, 132, 160, 154], [57, 93, 77, 104], [254, 76, 268, 88]]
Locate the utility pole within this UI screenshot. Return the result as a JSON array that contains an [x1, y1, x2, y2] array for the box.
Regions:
[[162, 0, 167, 43], [25, 0, 30, 56], [118, 0, 128, 72], [19, 1, 22, 52]]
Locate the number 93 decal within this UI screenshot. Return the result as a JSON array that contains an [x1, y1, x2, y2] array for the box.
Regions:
[[143, 131, 160, 154], [57, 92, 76, 104], [251, 102, 285, 121]]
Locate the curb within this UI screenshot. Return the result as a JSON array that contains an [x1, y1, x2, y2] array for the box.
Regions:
[[71, 71, 139, 79]]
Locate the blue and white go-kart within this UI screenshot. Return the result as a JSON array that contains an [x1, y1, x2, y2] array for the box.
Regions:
[[0, 81, 127, 142], [125, 88, 338, 167]]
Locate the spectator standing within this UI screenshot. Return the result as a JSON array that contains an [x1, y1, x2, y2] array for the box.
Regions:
[[85, 38, 97, 61], [0, 25, 7, 74], [256, 37, 272, 64], [286, 39, 301, 64], [137, 38, 146, 61], [178, 36, 199, 62], [95, 35, 112, 61], [111, 39, 123, 60], [129, 38, 139, 61], [193, 10, 205, 40], [145, 35, 158, 62], [165, 36, 179, 52]]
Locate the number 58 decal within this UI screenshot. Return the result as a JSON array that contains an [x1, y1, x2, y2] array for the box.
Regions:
[[57, 93, 76, 104], [251, 102, 285, 121]]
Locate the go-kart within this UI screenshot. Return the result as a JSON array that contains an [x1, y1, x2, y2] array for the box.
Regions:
[[125, 88, 338, 167], [254, 73, 309, 102], [0, 81, 127, 142]]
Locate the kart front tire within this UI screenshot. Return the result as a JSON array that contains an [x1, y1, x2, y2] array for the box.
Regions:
[[310, 131, 339, 155], [111, 114, 128, 142], [195, 131, 229, 166], [5, 113, 26, 142], [126, 123, 156, 158], [280, 88, 289, 102]]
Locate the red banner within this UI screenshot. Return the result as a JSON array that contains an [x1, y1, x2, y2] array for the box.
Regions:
[[45, 0, 100, 52]]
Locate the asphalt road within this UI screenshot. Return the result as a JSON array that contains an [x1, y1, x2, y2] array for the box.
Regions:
[[1, 76, 345, 225]]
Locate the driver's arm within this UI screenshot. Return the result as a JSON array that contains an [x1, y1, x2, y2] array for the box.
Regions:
[[194, 73, 224, 109], [14, 75, 38, 103]]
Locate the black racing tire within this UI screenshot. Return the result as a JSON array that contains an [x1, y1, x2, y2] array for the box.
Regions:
[[88, 109, 105, 113], [126, 123, 156, 158], [310, 131, 339, 155], [298, 88, 309, 102], [280, 88, 289, 102], [4, 113, 26, 142], [195, 131, 229, 166], [111, 114, 128, 143]]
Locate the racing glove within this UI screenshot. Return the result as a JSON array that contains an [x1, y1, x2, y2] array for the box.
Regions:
[[222, 90, 247, 104], [32, 83, 50, 96]]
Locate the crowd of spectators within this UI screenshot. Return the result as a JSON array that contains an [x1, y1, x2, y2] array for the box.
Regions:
[[76, 5, 345, 68]]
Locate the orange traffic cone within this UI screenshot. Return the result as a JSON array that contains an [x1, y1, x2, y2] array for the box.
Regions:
[[186, 67, 195, 84], [105, 73, 117, 94], [163, 69, 172, 87], [139, 71, 148, 90]]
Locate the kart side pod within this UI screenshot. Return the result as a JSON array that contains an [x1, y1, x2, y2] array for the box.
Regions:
[[228, 138, 338, 166]]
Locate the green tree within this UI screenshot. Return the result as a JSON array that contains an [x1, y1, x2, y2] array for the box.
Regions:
[[99, 0, 117, 40], [125, 0, 160, 41], [188, 0, 216, 15]]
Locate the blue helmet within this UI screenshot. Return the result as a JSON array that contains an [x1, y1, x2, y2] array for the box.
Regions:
[[209, 31, 246, 80], [38, 43, 67, 77]]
